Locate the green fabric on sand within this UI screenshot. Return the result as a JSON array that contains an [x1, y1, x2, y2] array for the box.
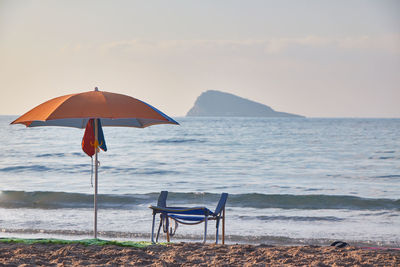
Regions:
[[0, 238, 153, 248]]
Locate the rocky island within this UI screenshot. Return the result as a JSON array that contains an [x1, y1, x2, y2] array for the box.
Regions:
[[186, 90, 304, 117]]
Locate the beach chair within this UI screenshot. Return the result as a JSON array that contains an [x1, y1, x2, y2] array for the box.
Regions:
[[150, 191, 228, 244]]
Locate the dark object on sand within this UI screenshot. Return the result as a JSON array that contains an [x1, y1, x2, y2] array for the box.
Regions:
[[331, 241, 349, 248]]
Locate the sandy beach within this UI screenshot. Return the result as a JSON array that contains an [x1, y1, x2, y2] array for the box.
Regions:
[[0, 242, 399, 266]]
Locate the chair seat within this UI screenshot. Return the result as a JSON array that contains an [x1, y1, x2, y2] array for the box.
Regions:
[[168, 214, 215, 222], [150, 206, 214, 216]]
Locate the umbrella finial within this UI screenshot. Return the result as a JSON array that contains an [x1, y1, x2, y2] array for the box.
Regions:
[[94, 87, 99, 91]]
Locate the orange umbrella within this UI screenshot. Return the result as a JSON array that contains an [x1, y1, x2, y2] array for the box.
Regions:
[[11, 87, 179, 238], [12, 88, 178, 128]]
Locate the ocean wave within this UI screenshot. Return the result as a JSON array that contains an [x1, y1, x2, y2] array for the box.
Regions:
[[369, 156, 397, 160], [100, 166, 180, 176], [36, 152, 82, 158], [148, 138, 206, 144], [0, 164, 178, 176], [238, 215, 344, 222], [0, 191, 399, 211], [0, 165, 52, 172], [0, 191, 155, 209], [374, 175, 400, 179], [228, 193, 400, 210]]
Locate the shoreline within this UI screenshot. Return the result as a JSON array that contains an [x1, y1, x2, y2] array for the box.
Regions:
[[1, 229, 399, 249], [0, 241, 399, 266]]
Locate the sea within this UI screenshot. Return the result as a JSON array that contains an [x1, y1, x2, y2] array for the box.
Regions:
[[0, 115, 399, 247]]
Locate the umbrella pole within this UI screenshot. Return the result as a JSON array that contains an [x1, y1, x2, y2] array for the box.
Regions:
[[94, 119, 99, 239]]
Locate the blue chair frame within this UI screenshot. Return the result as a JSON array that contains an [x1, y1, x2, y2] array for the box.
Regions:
[[150, 191, 228, 244]]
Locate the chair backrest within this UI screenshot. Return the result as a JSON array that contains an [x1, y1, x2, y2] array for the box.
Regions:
[[214, 193, 228, 215], [157, 191, 168, 208]]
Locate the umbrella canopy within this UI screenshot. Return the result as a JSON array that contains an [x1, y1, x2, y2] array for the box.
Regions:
[[11, 89, 178, 128], [11, 88, 179, 238]]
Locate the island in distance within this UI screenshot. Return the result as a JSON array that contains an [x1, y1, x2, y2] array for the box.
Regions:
[[186, 90, 304, 118]]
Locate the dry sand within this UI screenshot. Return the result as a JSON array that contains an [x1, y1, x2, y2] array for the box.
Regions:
[[0, 242, 399, 266]]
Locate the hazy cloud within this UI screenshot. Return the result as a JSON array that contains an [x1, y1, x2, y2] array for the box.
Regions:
[[265, 34, 400, 54], [94, 34, 400, 57]]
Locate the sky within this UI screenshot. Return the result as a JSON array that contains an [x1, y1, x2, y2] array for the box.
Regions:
[[0, 0, 399, 118]]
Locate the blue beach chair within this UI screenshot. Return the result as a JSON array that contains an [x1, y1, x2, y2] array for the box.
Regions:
[[149, 191, 228, 244]]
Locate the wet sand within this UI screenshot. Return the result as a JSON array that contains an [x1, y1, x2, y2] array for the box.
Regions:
[[0, 242, 399, 266]]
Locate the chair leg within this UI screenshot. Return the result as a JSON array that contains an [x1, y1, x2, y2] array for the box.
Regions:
[[151, 213, 156, 243], [222, 207, 225, 245], [203, 216, 208, 243], [215, 219, 220, 244], [166, 217, 170, 242], [156, 217, 163, 243]]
